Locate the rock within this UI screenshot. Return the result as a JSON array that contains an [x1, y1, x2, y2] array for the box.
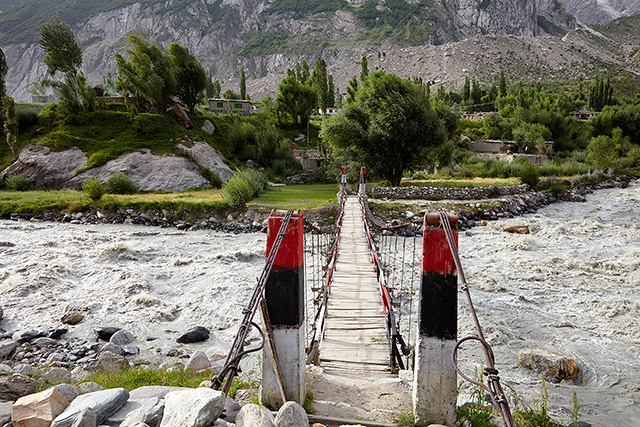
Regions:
[[32, 337, 58, 348], [176, 141, 233, 181], [503, 223, 530, 234], [176, 327, 209, 344], [45, 368, 72, 384], [0, 374, 37, 401], [107, 396, 164, 427], [0, 340, 18, 358], [274, 401, 307, 427], [167, 104, 193, 129], [11, 387, 69, 427], [518, 349, 578, 382], [184, 351, 211, 373], [235, 404, 276, 427], [109, 330, 134, 346], [97, 351, 127, 372], [246, 159, 258, 169], [102, 343, 125, 356], [1, 144, 88, 190], [61, 311, 84, 325], [120, 407, 146, 427], [0, 307, 3, 321], [94, 327, 121, 341], [0, 401, 12, 425], [160, 388, 225, 427], [46, 329, 68, 339], [201, 120, 216, 135], [69, 407, 96, 427], [51, 388, 129, 427], [77, 382, 103, 394], [13, 330, 40, 343], [0, 364, 10, 375], [12, 364, 40, 377], [54, 384, 80, 403], [71, 367, 92, 383], [212, 421, 234, 427]]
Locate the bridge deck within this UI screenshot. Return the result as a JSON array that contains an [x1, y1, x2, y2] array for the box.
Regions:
[[320, 196, 391, 376]]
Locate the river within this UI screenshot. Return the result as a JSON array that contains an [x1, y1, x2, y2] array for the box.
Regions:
[[0, 181, 639, 425]]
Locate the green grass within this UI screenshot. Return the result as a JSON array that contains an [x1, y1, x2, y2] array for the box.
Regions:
[[90, 366, 212, 391], [249, 183, 338, 209], [401, 177, 520, 188]]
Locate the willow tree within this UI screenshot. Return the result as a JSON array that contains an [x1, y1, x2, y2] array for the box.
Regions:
[[169, 42, 207, 111], [321, 71, 446, 186]]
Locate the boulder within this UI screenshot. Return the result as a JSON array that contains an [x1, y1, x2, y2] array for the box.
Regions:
[[69, 407, 96, 427], [235, 404, 276, 427], [274, 401, 307, 427], [160, 388, 225, 427], [110, 330, 135, 346], [71, 367, 93, 383], [32, 337, 58, 348], [120, 407, 146, 427], [94, 327, 121, 341], [503, 223, 530, 234], [61, 311, 84, 326], [0, 306, 3, 321], [176, 141, 233, 181], [184, 351, 211, 373], [46, 328, 68, 339], [12, 364, 40, 377], [11, 387, 69, 427], [45, 368, 72, 384], [0, 374, 37, 401], [201, 120, 216, 135], [54, 384, 80, 403], [1, 144, 88, 189], [97, 351, 127, 372], [177, 327, 210, 344], [518, 349, 578, 382], [167, 104, 194, 129], [0, 364, 10, 375], [0, 340, 18, 358], [77, 382, 103, 394], [0, 401, 12, 425], [64, 149, 209, 192], [51, 387, 129, 427], [107, 396, 164, 427]]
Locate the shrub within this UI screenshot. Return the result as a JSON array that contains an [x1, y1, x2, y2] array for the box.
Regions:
[[236, 168, 266, 197], [82, 177, 105, 201], [518, 160, 541, 188], [5, 175, 32, 191], [222, 173, 252, 208], [105, 173, 137, 194], [201, 167, 223, 189]]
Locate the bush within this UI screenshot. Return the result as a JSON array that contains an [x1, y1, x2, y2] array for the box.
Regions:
[[5, 175, 32, 191], [82, 177, 105, 201], [201, 167, 223, 189], [235, 168, 267, 197], [518, 160, 541, 188], [105, 173, 137, 194], [222, 173, 252, 208]]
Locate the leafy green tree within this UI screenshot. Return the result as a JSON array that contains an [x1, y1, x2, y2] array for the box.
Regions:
[[586, 127, 630, 170], [3, 96, 18, 157], [212, 80, 221, 98], [205, 72, 219, 99], [513, 122, 552, 153], [470, 78, 482, 106], [115, 36, 176, 113], [588, 77, 614, 111], [301, 60, 311, 82], [0, 48, 6, 99], [222, 89, 241, 99], [328, 74, 335, 108], [462, 75, 470, 102], [240, 65, 247, 100], [499, 70, 507, 98], [275, 71, 317, 127], [39, 17, 85, 114], [346, 76, 358, 103], [312, 58, 328, 111], [320, 71, 446, 186], [168, 42, 207, 111], [360, 55, 368, 82]]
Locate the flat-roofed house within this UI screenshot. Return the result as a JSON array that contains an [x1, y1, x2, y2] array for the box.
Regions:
[[207, 99, 252, 115]]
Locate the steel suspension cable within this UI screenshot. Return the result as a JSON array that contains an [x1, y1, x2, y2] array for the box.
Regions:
[[438, 212, 515, 427]]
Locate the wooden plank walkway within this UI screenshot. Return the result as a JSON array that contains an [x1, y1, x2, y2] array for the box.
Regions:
[[319, 196, 391, 376]]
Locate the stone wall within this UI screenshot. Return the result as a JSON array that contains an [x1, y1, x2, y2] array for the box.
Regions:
[[368, 184, 529, 200]]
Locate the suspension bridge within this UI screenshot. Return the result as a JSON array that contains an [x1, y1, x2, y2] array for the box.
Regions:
[[211, 168, 514, 427]]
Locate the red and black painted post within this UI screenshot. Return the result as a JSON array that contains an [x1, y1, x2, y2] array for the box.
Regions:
[[359, 166, 366, 194], [414, 212, 458, 426], [261, 210, 306, 407]]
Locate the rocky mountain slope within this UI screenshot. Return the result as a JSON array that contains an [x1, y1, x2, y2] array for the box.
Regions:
[[562, 0, 640, 25], [0, 0, 638, 102]]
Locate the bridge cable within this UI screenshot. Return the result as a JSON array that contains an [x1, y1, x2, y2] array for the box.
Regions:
[[211, 209, 294, 397], [438, 212, 516, 427]]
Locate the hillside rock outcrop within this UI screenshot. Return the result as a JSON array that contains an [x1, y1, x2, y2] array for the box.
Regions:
[[176, 141, 234, 181]]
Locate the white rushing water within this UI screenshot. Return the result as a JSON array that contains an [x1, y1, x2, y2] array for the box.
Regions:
[[0, 181, 639, 425]]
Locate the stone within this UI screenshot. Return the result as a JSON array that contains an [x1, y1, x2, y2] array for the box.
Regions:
[[77, 382, 103, 394], [12, 364, 40, 377], [235, 404, 276, 427], [45, 368, 72, 384], [160, 388, 225, 427], [184, 351, 211, 373], [0, 364, 9, 375], [0, 374, 37, 401], [120, 407, 146, 426], [176, 327, 209, 344], [503, 223, 530, 234], [212, 421, 234, 427], [0, 340, 18, 358], [245, 159, 258, 169], [0, 401, 12, 425], [201, 120, 216, 135], [94, 327, 121, 341], [274, 401, 307, 427], [110, 330, 134, 346], [54, 384, 80, 403], [32, 337, 58, 348], [51, 388, 129, 427], [176, 141, 233, 182], [71, 367, 93, 383], [167, 104, 193, 129], [61, 311, 84, 325], [0, 307, 3, 321], [11, 387, 69, 427], [13, 330, 40, 343], [107, 396, 164, 427], [518, 349, 578, 382], [102, 343, 125, 356], [69, 408, 96, 427], [97, 351, 127, 372]]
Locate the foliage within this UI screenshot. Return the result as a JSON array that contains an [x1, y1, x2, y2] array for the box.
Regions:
[[115, 36, 176, 113], [235, 168, 266, 197], [105, 173, 137, 194], [5, 175, 31, 191], [237, 31, 290, 57], [251, 183, 337, 210], [222, 171, 253, 208], [590, 104, 640, 144], [169, 42, 208, 111], [82, 177, 105, 201], [275, 71, 317, 127], [585, 127, 630, 170], [266, 0, 347, 19], [510, 378, 564, 427], [200, 167, 223, 189], [239, 66, 247, 100], [392, 410, 418, 426], [312, 58, 328, 111], [222, 89, 241, 100], [0, 48, 6, 99], [321, 71, 445, 186], [588, 77, 614, 111], [512, 122, 551, 153], [3, 96, 18, 157], [517, 158, 541, 188], [89, 366, 211, 391]]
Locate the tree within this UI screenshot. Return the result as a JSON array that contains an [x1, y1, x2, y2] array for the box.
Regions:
[[328, 74, 335, 108], [115, 36, 176, 113], [346, 76, 358, 103], [3, 96, 18, 158], [39, 18, 84, 114], [499, 70, 507, 98], [586, 127, 629, 170], [360, 56, 368, 82], [222, 89, 241, 99], [240, 66, 247, 100], [320, 71, 446, 186], [0, 48, 6, 99], [312, 58, 328, 111], [212, 80, 221, 98], [462, 75, 470, 102], [275, 71, 317, 127], [169, 42, 207, 111]]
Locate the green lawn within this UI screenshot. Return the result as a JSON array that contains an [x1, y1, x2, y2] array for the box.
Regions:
[[250, 183, 339, 210]]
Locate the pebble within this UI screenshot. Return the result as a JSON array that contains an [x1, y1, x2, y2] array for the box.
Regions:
[[95, 327, 121, 341]]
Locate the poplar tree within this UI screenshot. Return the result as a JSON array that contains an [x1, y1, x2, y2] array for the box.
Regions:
[[312, 58, 328, 111], [240, 66, 247, 100], [0, 48, 6, 100], [462, 75, 470, 102], [328, 74, 335, 108], [360, 56, 368, 82], [499, 70, 507, 97]]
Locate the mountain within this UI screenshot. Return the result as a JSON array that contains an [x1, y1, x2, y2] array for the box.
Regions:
[[0, 0, 637, 102], [561, 0, 640, 25]]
